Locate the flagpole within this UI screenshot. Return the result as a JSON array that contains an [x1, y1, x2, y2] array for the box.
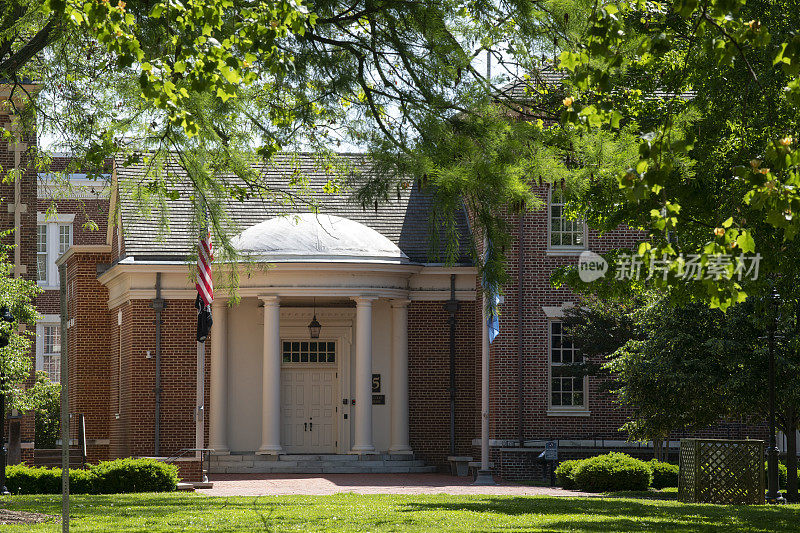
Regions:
[[196, 340, 205, 462], [475, 236, 495, 485]]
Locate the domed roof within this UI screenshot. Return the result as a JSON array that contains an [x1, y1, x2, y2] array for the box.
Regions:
[[232, 213, 408, 263]]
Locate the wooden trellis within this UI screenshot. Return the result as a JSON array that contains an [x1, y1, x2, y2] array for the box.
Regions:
[[678, 439, 765, 505]]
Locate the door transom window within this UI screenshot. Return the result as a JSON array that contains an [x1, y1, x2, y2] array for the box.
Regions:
[[282, 340, 336, 364]]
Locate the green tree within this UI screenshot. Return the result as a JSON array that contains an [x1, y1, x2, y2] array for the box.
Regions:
[[565, 290, 800, 496], [0, 236, 42, 405], [27, 371, 61, 449]]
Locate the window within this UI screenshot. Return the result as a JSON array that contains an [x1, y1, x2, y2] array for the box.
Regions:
[[549, 320, 587, 410], [36, 216, 73, 287], [37, 225, 48, 282], [282, 341, 336, 364], [43, 325, 61, 383], [59, 224, 72, 255], [549, 188, 586, 249]]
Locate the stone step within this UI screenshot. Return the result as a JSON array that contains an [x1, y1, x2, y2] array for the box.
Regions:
[[210, 458, 427, 469], [210, 463, 437, 474]]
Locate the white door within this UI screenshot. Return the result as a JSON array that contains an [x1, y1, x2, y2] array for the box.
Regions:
[[280, 340, 338, 453]]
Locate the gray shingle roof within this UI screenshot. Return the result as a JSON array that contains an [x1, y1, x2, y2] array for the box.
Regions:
[[116, 153, 473, 265], [497, 65, 695, 102]]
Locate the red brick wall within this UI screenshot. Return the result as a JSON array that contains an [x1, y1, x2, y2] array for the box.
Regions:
[[111, 298, 210, 459], [408, 300, 477, 467], [65, 251, 112, 463]]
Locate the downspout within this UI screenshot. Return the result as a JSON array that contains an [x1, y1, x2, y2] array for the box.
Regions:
[[518, 215, 525, 447], [445, 274, 460, 456], [150, 273, 166, 456]]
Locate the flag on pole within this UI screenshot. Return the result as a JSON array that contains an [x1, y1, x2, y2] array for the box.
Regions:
[[196, 228, 214, 306], [482, 245, 501, 344], [196, 227, 214, 342]]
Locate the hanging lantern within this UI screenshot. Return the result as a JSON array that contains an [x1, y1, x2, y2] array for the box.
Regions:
[[308, 314, 322, 339]]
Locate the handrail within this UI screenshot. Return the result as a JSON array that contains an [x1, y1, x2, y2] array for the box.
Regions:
[[164, 448, 215, 483]]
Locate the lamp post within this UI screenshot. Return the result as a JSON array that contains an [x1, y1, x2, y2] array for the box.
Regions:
[[0, 306, 14, 495], [767, 289, 786, 504]]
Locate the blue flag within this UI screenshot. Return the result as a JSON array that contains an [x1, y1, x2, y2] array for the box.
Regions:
[[482, 246, 501, 344]]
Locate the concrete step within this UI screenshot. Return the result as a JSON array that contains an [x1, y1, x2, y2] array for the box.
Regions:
[[210, 463, 438, 474], [209, 453, 433, 474]]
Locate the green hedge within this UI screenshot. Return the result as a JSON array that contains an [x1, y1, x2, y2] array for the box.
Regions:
[[554, 459, 580, 490], [5, 459, 178, 495], [572, 453, 652, 492], [649, 459, 679, 489]]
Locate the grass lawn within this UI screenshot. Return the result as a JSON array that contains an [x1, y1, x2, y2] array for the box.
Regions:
[[1, 490, 798, 532]]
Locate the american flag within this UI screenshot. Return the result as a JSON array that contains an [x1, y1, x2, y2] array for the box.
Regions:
[[196, 228, 214, 307]]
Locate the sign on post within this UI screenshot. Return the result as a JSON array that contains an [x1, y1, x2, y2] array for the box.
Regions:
[[544, 440, 558, 461]]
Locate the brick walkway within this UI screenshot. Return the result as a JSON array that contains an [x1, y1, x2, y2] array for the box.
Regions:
[[197, 473, 596, 497]]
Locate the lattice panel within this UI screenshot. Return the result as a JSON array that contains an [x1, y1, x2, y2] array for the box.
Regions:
[[678, 439, 764, 505]]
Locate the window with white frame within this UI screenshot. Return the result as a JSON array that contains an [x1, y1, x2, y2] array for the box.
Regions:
[[549, 188, 586, 249], [549, 320, 587, 409], [36, 215, 73, 287], [282, 340, 336, 364], [37, 225, 48, 282], [41, 324, 61, 383]]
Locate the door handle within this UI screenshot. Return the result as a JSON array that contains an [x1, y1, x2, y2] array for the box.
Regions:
[[309, 422, 313, 431], [304, 422, 307, 432]]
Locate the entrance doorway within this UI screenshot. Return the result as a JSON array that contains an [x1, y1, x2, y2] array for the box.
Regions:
[[280, 340, 338, 453]]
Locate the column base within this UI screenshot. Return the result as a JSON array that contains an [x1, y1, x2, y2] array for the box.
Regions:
[[349, 445, 377, 454], [473, 469, 496, 486], [256, 445, 284, 455], [209, 446, 230, 455]]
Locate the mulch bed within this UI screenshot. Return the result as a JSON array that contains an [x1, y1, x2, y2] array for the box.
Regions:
[[0, 508, 57, 525]]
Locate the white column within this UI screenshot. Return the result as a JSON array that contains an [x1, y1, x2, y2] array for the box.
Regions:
[[389, 299, 412, 454], [257, 295, 283, 454], [351, 296, 377, 453], [209, 298, 229, 454]]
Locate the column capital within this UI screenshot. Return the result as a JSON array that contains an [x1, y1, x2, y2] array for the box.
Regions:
[[390, 298, 411, 309], [351, 295, 379, 306], [258, 295, 280, 306]]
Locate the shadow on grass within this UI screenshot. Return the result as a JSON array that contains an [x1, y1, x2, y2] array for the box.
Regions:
[[400, 496, 800, 532]]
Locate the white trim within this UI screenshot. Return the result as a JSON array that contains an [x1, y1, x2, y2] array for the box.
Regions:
[[546, 186, 588, 253], [37, 212, 75, 224], [547, 408, 591, 417], [541, 302, 575, 318]]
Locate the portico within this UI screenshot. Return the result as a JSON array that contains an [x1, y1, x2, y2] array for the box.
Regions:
[[208, 214, 422, 456]]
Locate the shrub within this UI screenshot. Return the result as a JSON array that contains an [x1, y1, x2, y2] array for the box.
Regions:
[[5, 458, 178, 494], [555, 459, 581, 489], [6, 465, 60, 494], [649, 460, 679, 489], [572, 452, 652, 492], [92, 458, 178, 494], [764, 461, 788, 489]]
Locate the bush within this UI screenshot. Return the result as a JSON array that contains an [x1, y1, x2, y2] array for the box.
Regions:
[[6, 465, 61, 494], [5, 458, 178, 495], [765, 461, 788, 489], [649, 459, 679, 489], [555, 460, 581, 489], [572, 452, 652, 492], [92, 458, 178, 494]]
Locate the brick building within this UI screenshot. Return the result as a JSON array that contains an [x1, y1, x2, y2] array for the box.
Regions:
[[3, 83, 768, 480]]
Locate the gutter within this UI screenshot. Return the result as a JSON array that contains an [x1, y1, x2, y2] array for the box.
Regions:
[[150, 273, 166, 456]]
